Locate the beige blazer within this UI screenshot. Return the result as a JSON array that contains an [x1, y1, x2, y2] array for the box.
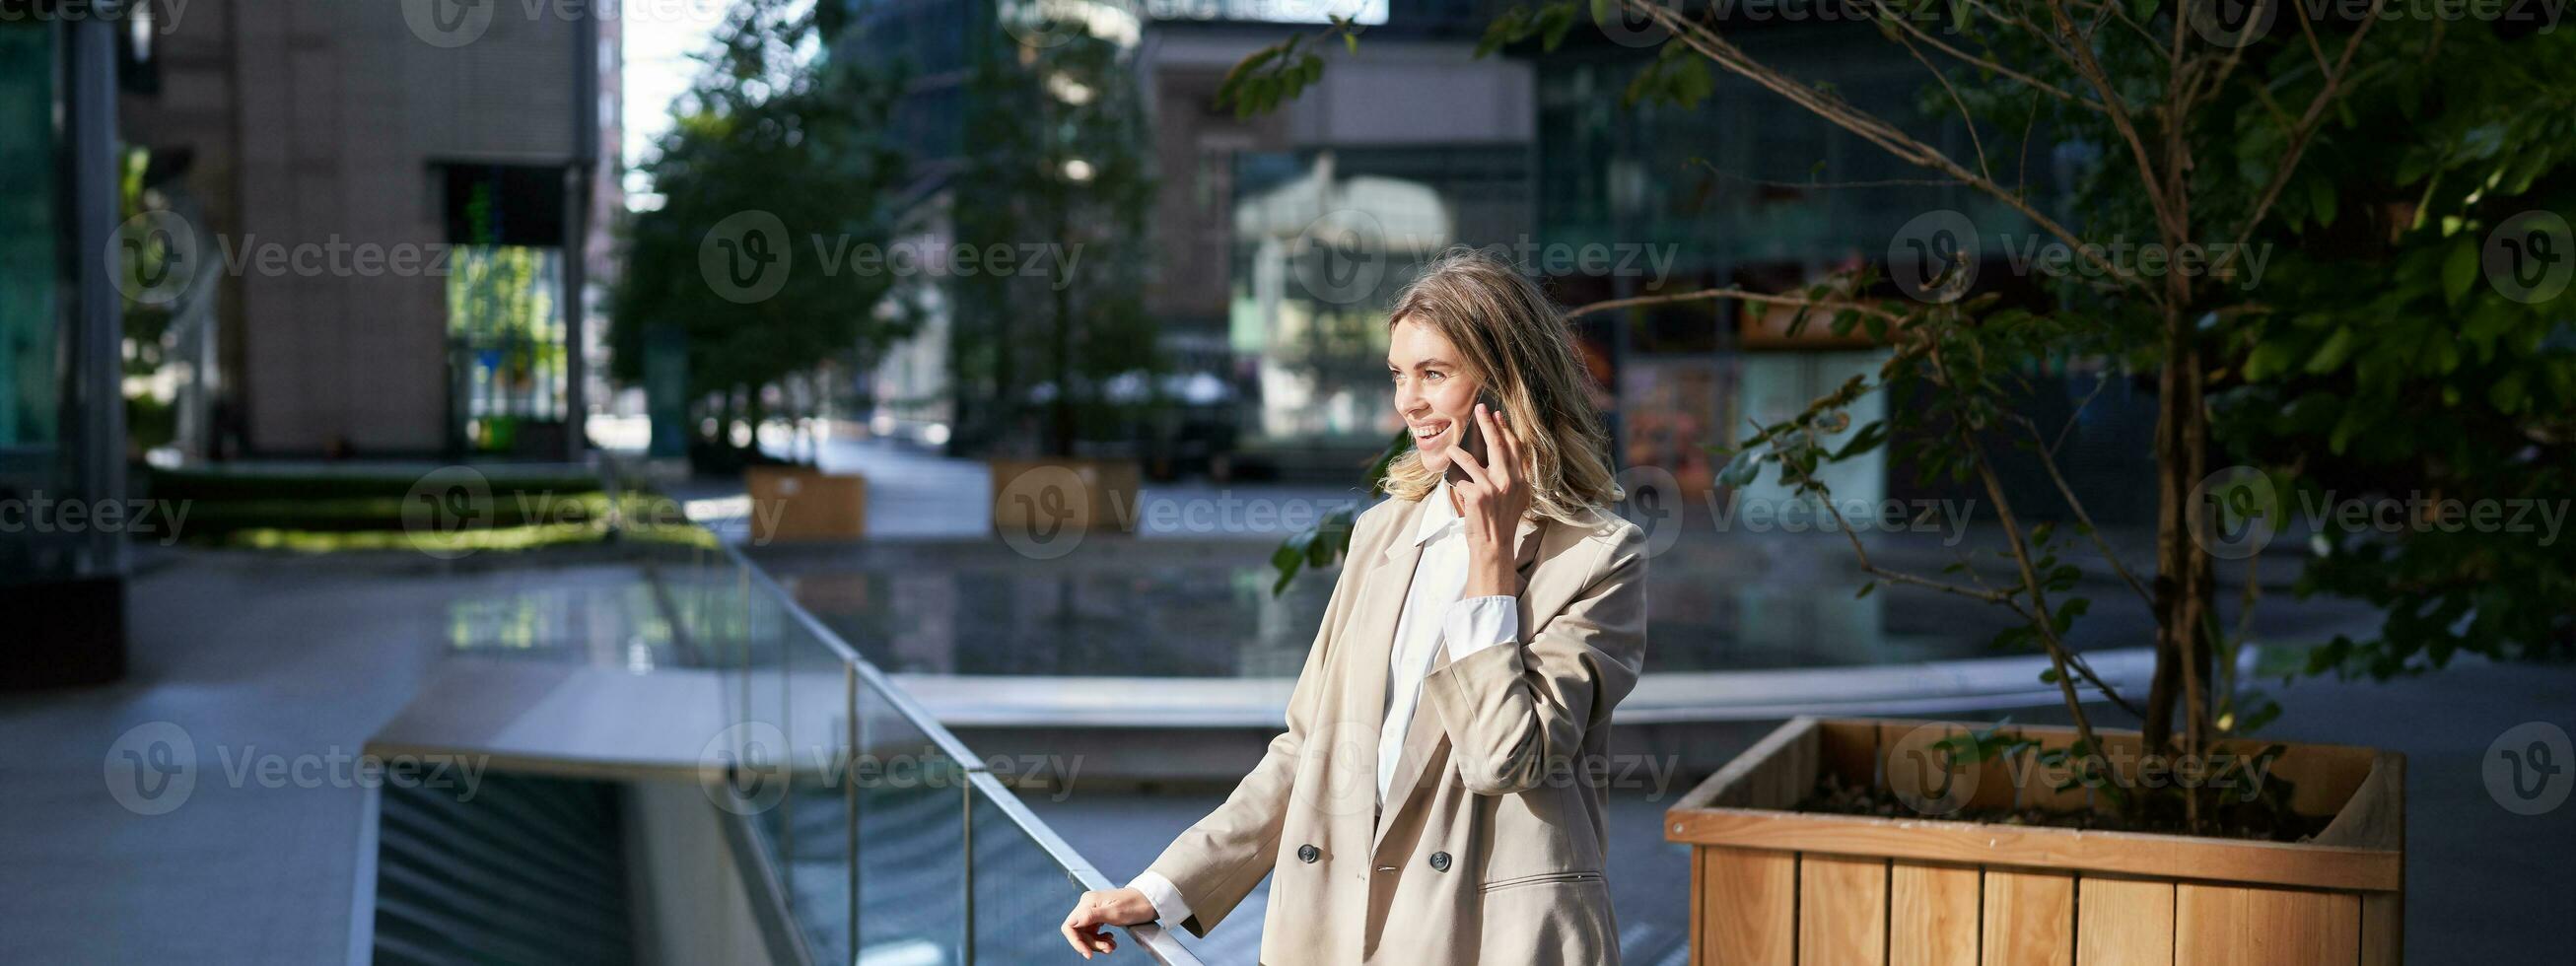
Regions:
[[1143, 493, 1648, 965]]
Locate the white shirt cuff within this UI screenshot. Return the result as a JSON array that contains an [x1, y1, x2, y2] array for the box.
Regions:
[[1442, 595, 1520, 663], [1127, 869, 1193, 929]]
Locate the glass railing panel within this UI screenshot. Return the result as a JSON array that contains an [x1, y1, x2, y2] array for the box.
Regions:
[[776, 607, 854, 966], [663, 541, 1203, 966], [965, 770, 1201, 965], [967, 771, 1091, 965], [852, 669, 970, 966]]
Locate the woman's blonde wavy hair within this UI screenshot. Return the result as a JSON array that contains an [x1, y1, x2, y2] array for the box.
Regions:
[[1379, 246, 1623, 524]]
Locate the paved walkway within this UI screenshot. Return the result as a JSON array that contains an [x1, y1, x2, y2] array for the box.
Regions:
[[0, 548, 668, 963]]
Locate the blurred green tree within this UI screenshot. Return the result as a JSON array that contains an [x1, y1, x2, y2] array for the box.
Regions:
[[946, 9, 1161, 457], [608, 0, 914, 469]]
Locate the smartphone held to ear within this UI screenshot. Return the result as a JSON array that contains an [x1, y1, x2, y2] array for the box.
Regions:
[[1443, 390, 1504, 486]]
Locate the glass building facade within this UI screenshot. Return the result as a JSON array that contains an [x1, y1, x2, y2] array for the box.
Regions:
[[1, 16, 130, 687], [1227, 145, 1535, 445]]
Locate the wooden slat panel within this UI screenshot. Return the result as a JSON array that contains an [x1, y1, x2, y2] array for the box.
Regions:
[[2176, 884, 2362, 966], [1799, 856, 1889, 966], [1661, 807, 2402, 892], [1889, 862, 1978, 966], [1681, 718, 1820, 812], [1981, 869, 2073, 966], [2075, 876, 2173, 966], [1692, 833, 1707, 966], [1701, 847, 1796, 966], [2358, 891, 2402, 966], [2212, 737, 2381, 818], [1820, 720, 1884, 793], [1758, 722, 1821, 809], [1875, 721, 2009, 819]]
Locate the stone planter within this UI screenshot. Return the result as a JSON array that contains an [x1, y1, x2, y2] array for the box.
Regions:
[[1666, 716, 2403, 965], [743, 465, 867, 542], [987, 457, 1144, 537]]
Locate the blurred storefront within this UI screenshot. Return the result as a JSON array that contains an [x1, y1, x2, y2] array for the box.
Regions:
[[115, 0, 620, 460]]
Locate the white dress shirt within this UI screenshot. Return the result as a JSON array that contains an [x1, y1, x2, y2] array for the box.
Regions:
[[1127, 481, 1521, 930]]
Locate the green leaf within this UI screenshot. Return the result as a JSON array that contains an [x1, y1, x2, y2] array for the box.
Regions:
[[2442, 239, 2481, 306], [2488, 371, 2528, 413], [2304, 326, 2356, 375], [1831, 420, 1888, 460], [2306, 177, 2336, 228], [1717, 446, 1765, 487], [2243, 341, 2294, 382], [2053, 596, 2090, 635]]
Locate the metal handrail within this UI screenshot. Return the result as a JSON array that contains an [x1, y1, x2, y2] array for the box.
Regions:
[[716, 542, 1207, 966]]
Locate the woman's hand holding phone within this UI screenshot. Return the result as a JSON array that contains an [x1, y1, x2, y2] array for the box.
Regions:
[[1448, 401, 1530, 599]]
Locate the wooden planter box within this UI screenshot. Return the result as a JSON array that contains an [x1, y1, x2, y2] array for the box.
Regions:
[[743, 465, 868, 542], [1666, 717, 2403, 965], [988, 457, 1144, 536]]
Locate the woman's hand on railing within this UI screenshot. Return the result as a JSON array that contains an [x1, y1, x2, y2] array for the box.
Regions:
[[1061, 886, 1157, 959]]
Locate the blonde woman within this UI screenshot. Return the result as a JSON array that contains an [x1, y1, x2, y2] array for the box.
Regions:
[[1061, 248, 1648, 964]]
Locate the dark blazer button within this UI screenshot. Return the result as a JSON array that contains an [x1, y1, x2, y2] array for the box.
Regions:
[[1297, 844, 1320, 863], [1428, 851, 1451, 872]]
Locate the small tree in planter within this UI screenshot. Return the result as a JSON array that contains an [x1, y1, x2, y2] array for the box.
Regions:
[[954, 8, 1165, 534], [949, 9, 1163, 460], [1241, 4, 2572, 957], [608, 0, 915, 475]]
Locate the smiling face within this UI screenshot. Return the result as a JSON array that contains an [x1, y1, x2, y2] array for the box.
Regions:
[[1388, 315, 1485, 476]]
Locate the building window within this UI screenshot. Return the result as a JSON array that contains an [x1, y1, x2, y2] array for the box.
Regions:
[[441, 164, 570, 453], [0, 23, 60, 455]]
